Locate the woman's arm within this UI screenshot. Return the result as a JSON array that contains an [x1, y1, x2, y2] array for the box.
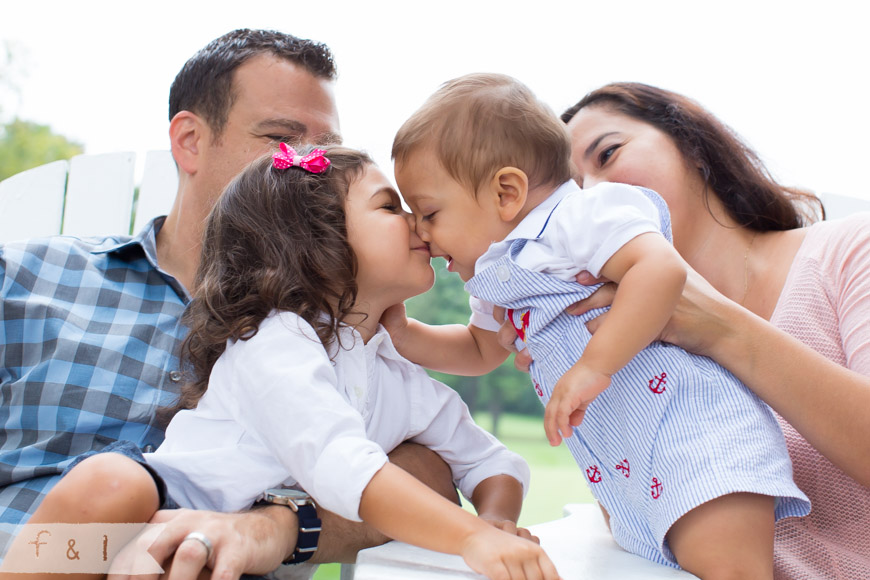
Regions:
[[661, 269, 870, 486]]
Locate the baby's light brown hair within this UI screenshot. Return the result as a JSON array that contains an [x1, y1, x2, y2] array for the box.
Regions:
[[392, 73, 573, 195]]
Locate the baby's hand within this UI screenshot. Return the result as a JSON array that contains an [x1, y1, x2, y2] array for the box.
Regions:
[[461, 526, 561, 580], [544, 364, 611, 446], [380, 303, 409, 347], [478, 514, 540, 544]]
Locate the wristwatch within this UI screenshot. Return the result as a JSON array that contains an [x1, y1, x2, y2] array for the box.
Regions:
[[262, 488, 322, 564]]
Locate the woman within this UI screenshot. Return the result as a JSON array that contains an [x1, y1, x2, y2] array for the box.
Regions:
[[545, 82, 869, 579]]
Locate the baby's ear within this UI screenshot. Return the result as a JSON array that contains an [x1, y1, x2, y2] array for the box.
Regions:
[[491, 167, 528, 222]]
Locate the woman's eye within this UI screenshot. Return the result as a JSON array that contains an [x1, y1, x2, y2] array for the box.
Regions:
[[599, 144, 619, 166]]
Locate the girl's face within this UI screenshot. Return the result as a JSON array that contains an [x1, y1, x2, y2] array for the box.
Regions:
[[565, 105, 709, 252], [345, 165, 434, 309]]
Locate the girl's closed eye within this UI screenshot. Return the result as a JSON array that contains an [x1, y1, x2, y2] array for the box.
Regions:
[[421, 211, 437, 223]]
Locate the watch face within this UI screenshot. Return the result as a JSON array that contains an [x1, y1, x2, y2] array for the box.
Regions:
[[265, 488, 312, 506]]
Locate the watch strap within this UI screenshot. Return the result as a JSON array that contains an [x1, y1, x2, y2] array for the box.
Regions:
[[284, 502, 321, 564]]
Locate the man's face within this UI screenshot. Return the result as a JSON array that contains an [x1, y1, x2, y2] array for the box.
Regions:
[[199, 53, 341, 201]]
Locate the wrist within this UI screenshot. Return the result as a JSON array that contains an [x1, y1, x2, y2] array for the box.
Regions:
[[254, 503, 299, 566]]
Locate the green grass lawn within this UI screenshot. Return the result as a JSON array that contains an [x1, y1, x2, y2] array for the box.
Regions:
[[313, 412, 592, 579]]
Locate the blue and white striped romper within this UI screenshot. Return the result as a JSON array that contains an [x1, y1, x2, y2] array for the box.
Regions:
[[465, 186, 810, 568]]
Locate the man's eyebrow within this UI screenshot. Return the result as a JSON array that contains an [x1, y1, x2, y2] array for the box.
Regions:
[[314, 131, 342, 145], [254, 119, 307, 134], [584, 132, 619, 160]]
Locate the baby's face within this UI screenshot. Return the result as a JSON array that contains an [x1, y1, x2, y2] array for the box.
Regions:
[[395, 152, 505, 282]]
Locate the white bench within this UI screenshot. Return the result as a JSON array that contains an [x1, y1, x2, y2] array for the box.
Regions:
[[354, 503, 697, 579], [3, 154, 870, 579]]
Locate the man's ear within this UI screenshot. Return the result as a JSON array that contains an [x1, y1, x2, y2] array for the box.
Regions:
[[169, 111, 207, 176], [490, 167, 528, 222]]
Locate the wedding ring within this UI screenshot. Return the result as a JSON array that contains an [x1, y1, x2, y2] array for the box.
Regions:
[[182, 531, 214, 561]]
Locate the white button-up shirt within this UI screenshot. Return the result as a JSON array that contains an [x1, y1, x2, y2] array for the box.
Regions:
[[148, 311, 529, 521]]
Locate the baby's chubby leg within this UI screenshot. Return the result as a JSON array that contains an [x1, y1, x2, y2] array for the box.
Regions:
[[0, 453, 160, 580], [667, 492, 774, 580]]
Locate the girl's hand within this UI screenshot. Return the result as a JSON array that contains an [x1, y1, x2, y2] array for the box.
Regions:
[[380, 303, 410, 348], [461, 526, 561, 580], [544, 364, 611, 445]]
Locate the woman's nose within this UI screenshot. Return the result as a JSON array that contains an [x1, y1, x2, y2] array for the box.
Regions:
[[582, 174, 602, 189]]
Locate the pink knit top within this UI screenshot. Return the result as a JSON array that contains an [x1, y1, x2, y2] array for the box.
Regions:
[[770, 213, 870, 579]]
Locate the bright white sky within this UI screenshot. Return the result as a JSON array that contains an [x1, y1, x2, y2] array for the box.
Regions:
[[1, 0, 868, 199]]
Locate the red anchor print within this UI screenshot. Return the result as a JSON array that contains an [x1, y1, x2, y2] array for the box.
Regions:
[[648, 372, 667, 394], [615, 458, 630, 478], [651, 477, 663, 499], [506, 308, 530, 341], [586, 465, 602, 483], [533, 381, 544, 398]]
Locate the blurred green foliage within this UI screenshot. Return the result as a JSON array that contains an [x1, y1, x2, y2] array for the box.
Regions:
[[0, 118, 83, 181]]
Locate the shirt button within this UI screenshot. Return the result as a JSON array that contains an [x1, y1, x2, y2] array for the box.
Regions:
[[142, 444, 156, 453], [169, 371, 183, 382], [496, 265, 511, 282]]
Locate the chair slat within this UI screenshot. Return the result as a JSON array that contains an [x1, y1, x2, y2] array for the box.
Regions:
[[0, 160, 69, 243], [62, 152, 135, 237], [134, 150, 178, 234]]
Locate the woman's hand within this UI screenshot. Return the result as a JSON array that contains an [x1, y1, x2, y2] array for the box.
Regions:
[[564, 267, 735, 358]]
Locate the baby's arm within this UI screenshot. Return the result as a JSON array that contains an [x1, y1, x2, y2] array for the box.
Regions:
[[382, 302, 508, 375], [359, 463, 559, 579], [545, 232, 686, 444]]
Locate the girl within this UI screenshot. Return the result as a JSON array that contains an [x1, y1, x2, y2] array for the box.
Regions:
[[14, 145, 560, 580]]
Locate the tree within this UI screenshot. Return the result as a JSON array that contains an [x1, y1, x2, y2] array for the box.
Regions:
[[0, 40, 83, 182], [0, 119, 83, 181]]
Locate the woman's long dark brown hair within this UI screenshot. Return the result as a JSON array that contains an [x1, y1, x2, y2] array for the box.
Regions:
[[562, 82, 824, 229], [176, 146, 372, 411]]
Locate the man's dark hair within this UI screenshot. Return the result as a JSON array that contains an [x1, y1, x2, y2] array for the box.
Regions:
[[168, 29, 337, 137]]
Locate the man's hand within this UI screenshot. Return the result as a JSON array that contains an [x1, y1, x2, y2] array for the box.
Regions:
[[127, 506, 297, 580]]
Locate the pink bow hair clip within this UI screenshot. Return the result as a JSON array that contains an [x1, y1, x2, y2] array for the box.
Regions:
[[272, 142, 331, 173]]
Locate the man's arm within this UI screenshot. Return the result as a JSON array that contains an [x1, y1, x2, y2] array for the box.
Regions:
[[139, 442, 459, 578]]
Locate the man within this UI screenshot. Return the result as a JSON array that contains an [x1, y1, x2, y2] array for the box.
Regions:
[[0, 29, 456, 578]]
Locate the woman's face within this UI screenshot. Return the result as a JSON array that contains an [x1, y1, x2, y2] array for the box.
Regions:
[[565, 105, 708, 251]]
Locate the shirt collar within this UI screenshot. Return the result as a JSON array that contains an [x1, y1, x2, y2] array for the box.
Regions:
[[475, 179, 578, 273], [333, 322, 407, 363], [91, 216, 190, 302]]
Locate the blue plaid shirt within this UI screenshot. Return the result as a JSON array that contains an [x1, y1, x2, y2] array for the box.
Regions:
[[0, 218, 189, 525]]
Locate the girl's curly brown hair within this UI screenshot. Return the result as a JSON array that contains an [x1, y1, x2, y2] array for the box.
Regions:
[[176, 145, 372, 411]]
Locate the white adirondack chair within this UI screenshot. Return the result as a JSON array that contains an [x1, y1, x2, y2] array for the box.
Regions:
[[0, 150, 177, 243], [2, 154, 870, 579]]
